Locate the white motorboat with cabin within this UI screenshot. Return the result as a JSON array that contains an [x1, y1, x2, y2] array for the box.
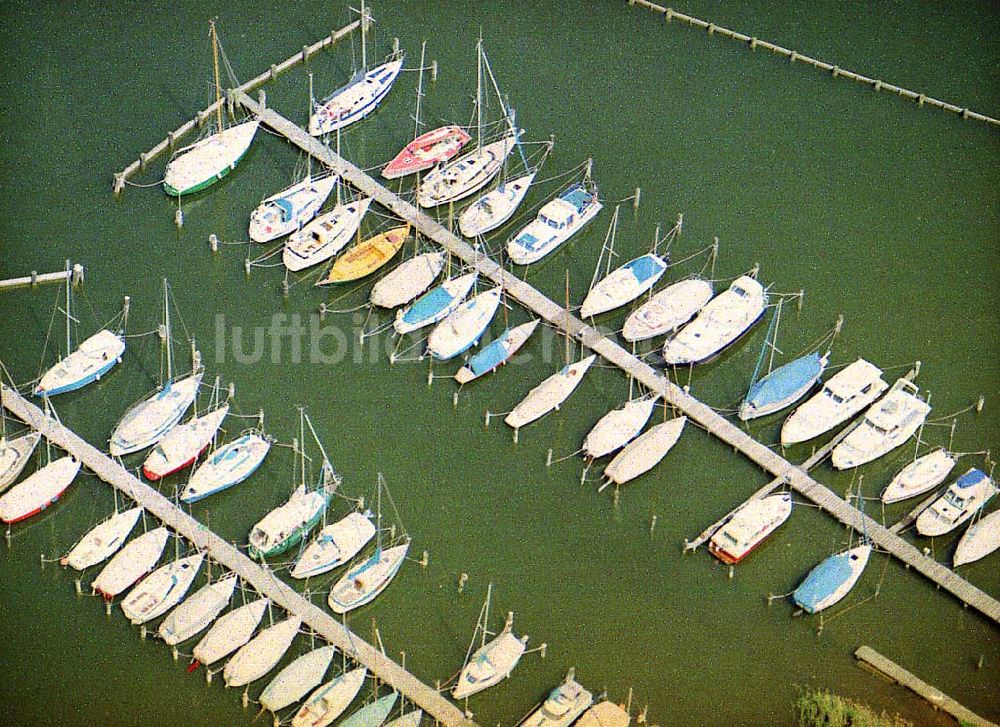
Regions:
[[709, 492, 792, 564], [518, 668, 593, 727], [916, 468, 997, 537], [507, 180, 602, 265], [831, 379, 931, 469]]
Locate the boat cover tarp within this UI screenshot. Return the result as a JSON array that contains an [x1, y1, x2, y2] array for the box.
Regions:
[[793, 551, 852, 613], [625, 255, 667, 284], [402, 286, 452, 324], [747, 352, 823, 409]]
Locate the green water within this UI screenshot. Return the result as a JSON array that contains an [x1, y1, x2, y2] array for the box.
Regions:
[[1, 1, 998, 725]]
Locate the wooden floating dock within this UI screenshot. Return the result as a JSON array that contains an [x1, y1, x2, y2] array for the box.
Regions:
[[855, 646, 999, 727], [0, 263, 84, 291], [233, 90, 1000, 626], [626, 0, 1000, 128], [0, 385, 475, 727], [112, 18, 363, 194]]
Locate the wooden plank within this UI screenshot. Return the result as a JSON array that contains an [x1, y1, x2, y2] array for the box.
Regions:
[[855, 646, 999, 727], [0, 385, 475, 727]]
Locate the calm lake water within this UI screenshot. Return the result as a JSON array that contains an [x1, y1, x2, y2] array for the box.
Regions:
[[1, 1, 998, 725]]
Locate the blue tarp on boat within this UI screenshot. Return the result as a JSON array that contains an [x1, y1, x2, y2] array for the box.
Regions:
[[956, 468, 988, 489], [466, 330, 511, 376], [793, 551, 853, 614], [401, 285, 453, 325], [273, 198, 294, 223], [561, 183, 593, 211], [745, 351, 823, 411], [625, 254, 667, 284]]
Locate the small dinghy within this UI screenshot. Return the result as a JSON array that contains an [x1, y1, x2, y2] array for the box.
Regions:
[[223, 615, 302, 688], [417, 131, 519, 208], [0, 455, 80, 524], [292, 667, 368, 727], [327, 542, 410, 614], [0, 430, 42, 493], [249, 174, 337, 243], [505, 355, 597, 429], [317, 225, 410, 285], [260, 645, 337, 713], [61, 506, 143, 570], [459, 172, 536, 238], [92, 527, 170, 598], [164, 119, 259, 196], [284, 197, 373, 272], [792, 544, 872, 614], [954, 509, 1000, 567], [426, 287, 503, 360], [109, 372, 204, 456], [142, 403, 229, 480], [192, 598, 269, 666], [309, 56, 405, 135], [577, 702, 631, 727], [34, 330, 125, 397], [370, 251, 444, 309], [382, 125, 470, 179], [394, 272, 478, 335], [519, 669, 593, 727], [507, 181, 603, 265], [291, 511, 377, 580], [582, 395, 660, 460], [738, 351, 829, 421], [709, 492, 792, 564], [340, 693, 399, 727], [831, 379, 931, 469], [452, 627, 528, 700], [916, 468, 997, 537], [455, 320, 539, 384], [622, 277, 714, 342], [880, 449, 957, 504], [121, 552, 204, 624], [580, 253, 669, 319], [602, 416, 686, 488], [780, 359, 889, 446], [181, 431, 271, 503], [159, 573, 238, 645], [662, 275, 768, 366]]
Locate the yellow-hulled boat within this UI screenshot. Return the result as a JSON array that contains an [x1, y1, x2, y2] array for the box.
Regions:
[[316, 225, 410, 285]]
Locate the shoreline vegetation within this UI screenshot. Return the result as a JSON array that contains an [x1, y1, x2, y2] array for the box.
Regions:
[[796, 689, 912, 727]]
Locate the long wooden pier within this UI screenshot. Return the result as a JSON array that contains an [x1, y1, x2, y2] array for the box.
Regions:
[[0, 385, 474, 727], [855, 646, 999, 727], [626, 0, 1000, 129], [233, 90, 1000, 625]]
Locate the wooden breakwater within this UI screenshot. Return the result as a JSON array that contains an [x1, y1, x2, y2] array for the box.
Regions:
[[626, 0, 1000, 128]]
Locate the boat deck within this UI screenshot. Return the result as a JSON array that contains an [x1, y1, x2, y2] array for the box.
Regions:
[[0, 385, 475, 727], [232, 90, 1000, 626]]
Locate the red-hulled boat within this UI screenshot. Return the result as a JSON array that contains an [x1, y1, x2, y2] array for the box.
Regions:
[[382, 125, 471, 179]]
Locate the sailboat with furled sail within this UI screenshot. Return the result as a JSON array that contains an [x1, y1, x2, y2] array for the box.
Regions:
[[451, 583, 529, 700], [0, 380, 41, 493], [163, 19, 258, 196]]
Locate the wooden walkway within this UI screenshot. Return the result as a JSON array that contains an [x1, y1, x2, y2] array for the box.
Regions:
[[0, 385, 474, 727], [234, 90, 1000, 626], [855, 646, 999, 727]]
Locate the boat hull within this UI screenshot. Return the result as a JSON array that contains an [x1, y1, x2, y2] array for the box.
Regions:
[[383, 125, 471, 179], [327, 543, 410, 614], [163, 119, 259, 196], [0, 455, 81, 523]]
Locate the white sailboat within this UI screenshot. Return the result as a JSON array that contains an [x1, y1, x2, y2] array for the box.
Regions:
[[831, 379, 931, 469], [505, 355, 598, 430], [223, 615, 302, 688], [394, 272, 478, 335], [622, 277, 714, 342], [601, 416, 686, 489], [954, 509, 1000, 566], [518, 668, 593, 727], [451, 584, 528, 700], [582, 394, 660, 460], [121, 552, 205, 624], [780, 358, 889, 446], [0, 455, 81, 524], [0, 420, 41, 493], [881, 448, 957, 504], [709, 492, 793, 564], [142, 402, 229, 480], [61, 506, 143, 570], [181, 429, 271, 503], [34, 264, 127, 397], [916, 468, 997, 537], [292, 666, 368, 727], [426, 287, 503, 361], [792, 544, 872, 614], [163, 21, 258, 196], [249, 174, 337, 243], [109, 279, 203, 456], [92, 526, 170, 598], [291, 510, 377, 580], [661, 275, 768, 366], [192, 597, 270, 667], [158, 573, 238, 645], [454, 319, 540, 384], [284, 196, 373, 272], [460, 171, 537, 238], [260, 645, 338, 713], [370, 251, 445, 309]]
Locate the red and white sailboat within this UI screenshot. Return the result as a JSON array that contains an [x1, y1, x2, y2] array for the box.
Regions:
[[383, 125, 470, 180], [0, 455, 81, 524]]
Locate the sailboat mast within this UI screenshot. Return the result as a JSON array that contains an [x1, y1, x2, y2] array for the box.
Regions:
[[413, 41, 426, 140], [768, 298, 783, 375], [307, 73, 314, 179], [64, 259, 71, 358], [360, 0, 368, 71], [303, 411, 333, 471], [335, 126, 342, 206], [299, 407, 306, 488], [480, 48, 527, 169], [210, 19, 223, 131], [475, 35, 482, 150], [163, 278, 173, 381], [482, 582, 492, 648]]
